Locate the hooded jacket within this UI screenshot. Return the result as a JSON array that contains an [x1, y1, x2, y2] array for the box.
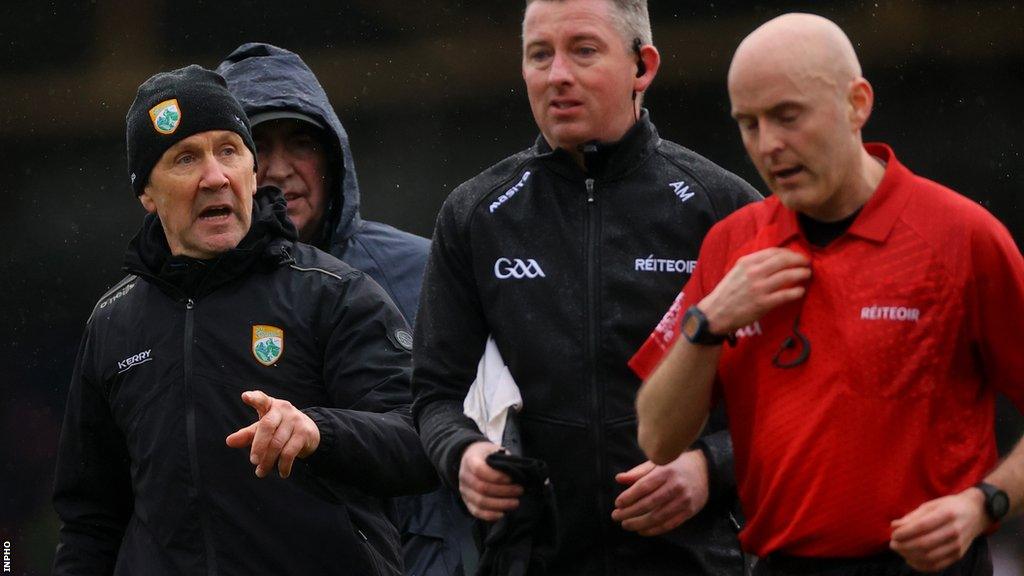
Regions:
[[217, 43, 430, 325], [53, 187, 437, 576], [414, 114, 761, 575], [218, 44, 469, 576]]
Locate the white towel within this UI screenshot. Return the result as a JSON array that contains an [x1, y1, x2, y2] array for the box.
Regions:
[[463, 336, 523, 445]]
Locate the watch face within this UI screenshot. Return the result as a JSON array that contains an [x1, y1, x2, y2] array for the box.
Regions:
[[992, 491, 1010, 519], [682, 310, 701, 340]]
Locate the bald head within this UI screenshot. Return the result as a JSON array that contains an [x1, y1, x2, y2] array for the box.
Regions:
[[726, 13, 882, 222], [729, 13, 861, 97]]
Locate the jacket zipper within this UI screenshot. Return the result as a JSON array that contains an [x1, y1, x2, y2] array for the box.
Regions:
[[585, 177, 611, 574], [357, 528, 385, 576], [184, 298, 218, 575]]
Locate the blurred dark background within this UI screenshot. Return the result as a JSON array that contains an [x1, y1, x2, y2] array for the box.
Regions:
[[1, 1, 1021, 574]]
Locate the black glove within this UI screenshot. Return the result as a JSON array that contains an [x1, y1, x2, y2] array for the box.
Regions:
[[475, 452, 558, 576]]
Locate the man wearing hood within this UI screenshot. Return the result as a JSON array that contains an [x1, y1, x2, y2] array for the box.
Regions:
[[217, 42, 430, 324], [53, 64, 436, 575], [217, 44, 469, 576]]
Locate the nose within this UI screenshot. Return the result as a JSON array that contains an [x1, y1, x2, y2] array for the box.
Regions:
[[198, 155, 230, 192], [756, 121, 784, 158], [259, 149, 292, 187], [548, 50, 574, 86]]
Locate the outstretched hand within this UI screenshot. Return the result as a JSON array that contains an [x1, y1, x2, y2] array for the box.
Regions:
[[225, 390, 320, 479]]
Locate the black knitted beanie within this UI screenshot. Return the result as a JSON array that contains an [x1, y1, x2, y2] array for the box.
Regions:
[[126, 64, 256, 196]]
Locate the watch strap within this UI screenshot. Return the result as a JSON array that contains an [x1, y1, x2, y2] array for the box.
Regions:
[[974, 481, 1009, 521], [682, 306, 732, 346]]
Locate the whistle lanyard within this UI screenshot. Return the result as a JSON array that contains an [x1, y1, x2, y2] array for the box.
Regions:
[[772, 250, 813, 369], [772, 311, 810, 368]]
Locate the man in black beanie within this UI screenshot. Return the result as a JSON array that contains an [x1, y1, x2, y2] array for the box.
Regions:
[[52, 64, 437, 575]]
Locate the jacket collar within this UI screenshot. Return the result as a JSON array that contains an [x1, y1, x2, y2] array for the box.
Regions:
[[534, 109, 660, 182], [123, 186, 298, 299], [763, 143, 913, 247]]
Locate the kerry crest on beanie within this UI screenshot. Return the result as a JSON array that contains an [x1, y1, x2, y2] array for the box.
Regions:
[[149, 99, 182, 134], [126, 64, 257, 196]]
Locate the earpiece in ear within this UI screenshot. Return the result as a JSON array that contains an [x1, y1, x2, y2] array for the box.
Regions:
[[633, 38, 647, 77]]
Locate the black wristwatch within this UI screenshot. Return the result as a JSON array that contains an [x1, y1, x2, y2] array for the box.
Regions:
[[681, 306, 731, 346], [974, 481, 1010, 522]]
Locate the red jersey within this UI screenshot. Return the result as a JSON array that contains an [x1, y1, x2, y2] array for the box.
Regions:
[[630, 144, 1024, 557]]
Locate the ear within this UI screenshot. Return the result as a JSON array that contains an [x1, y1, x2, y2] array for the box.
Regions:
[[633, 44, 661, 94], [247, 168, 258, 196], [139, 188, 157, 214], [847, 77, 874, 131]]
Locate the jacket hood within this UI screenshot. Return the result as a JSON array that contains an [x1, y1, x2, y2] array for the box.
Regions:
[[217, 42, 362, 249], [124, 186, 297, 297]]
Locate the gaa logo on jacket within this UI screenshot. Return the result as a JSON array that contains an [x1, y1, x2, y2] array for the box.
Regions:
[[252, 325, 284, 366], [494, 258, 545, 280]]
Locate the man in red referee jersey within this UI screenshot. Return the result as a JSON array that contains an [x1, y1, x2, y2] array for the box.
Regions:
[[633, 12, 1024, 575]]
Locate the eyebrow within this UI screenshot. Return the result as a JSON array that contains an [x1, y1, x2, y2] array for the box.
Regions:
[[212, 133, 245, 146], [732, 100, 804, 120], [567, 32, 605, 45], [768, 101, 804, 114], [524, 38, 551, 52], [524, 32, 606, 51], [167, 139, 203, 156]]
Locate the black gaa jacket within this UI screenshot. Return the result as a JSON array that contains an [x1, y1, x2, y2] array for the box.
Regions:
[[413, 113, 761, 575]]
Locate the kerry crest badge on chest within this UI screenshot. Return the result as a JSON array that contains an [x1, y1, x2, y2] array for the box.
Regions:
[[252, 325, 284, 366]]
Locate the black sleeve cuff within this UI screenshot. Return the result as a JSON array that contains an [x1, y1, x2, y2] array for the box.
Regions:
[[300, 407, 337, 470], [416, 400, 488, 488], [693, 429, 735, 506]]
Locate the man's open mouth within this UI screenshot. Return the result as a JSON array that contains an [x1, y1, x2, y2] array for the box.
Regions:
[[550, 99, 582, 110], [773, 166, 803, 180], [199, 206, 232, 220]]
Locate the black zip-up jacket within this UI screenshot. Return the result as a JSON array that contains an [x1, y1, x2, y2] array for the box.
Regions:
[[218, 43, 469, 576], [53, 187, 437, 576], [413, 114, 761, 575]]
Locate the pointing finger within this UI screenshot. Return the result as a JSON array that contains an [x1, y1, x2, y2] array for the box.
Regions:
[[241, 390, 273, 417]]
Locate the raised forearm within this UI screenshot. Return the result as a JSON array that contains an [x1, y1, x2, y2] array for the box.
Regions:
[[636, 336, 720, 465]]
